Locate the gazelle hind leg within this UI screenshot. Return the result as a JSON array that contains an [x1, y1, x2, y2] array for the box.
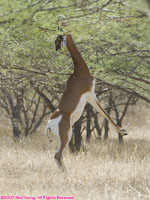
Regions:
[[54, 129, 72, 170], [54, 116, 72, 169], [87, 92, 127, 136], [54, 135, 62, 169]]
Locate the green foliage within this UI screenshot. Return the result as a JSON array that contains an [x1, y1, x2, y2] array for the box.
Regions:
[[0, 0, 150, 103]]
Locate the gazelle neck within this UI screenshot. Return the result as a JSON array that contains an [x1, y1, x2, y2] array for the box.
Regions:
[[66, 34, 91, 75]]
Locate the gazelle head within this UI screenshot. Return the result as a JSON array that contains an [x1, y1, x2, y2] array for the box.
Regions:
[[55, 35, 66, 51]]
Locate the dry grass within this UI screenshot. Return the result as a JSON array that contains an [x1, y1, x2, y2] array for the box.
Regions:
[[0, 104, 150, 200]]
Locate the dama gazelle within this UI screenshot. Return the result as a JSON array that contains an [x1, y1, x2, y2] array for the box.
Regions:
[[46, 34, 127, 169]]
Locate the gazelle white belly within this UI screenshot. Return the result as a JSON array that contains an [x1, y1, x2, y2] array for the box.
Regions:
[[70, 94, 87, 125], [70, 80, 96, 125]]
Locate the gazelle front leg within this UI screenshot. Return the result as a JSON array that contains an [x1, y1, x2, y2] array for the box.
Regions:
[[87, 92, 127, 136]]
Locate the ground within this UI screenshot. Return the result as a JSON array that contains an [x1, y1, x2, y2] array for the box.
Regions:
[[0, 104, 150, 200]]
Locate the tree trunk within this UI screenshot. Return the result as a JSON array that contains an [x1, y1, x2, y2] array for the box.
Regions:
[[104, 118, 109, 140], [104, 93, 113, 140], [69, 117, 83, 152], [117, 120, 124, 144], [86, 104, 92, 142], [92, 109, 101, 139], [12, 105, 21, 141]]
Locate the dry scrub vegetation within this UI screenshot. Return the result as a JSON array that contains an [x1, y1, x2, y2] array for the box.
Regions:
[[0, 104, 150, 200]]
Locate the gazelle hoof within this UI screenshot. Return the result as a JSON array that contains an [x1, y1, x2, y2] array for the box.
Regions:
[[121, 129, 128, 136]]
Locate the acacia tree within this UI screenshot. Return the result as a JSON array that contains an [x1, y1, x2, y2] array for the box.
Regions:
[[102, 91, 138, 142], [0, 0, 150, 102], [0, 0, 150, 146], [0, 84, 51, 140]]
